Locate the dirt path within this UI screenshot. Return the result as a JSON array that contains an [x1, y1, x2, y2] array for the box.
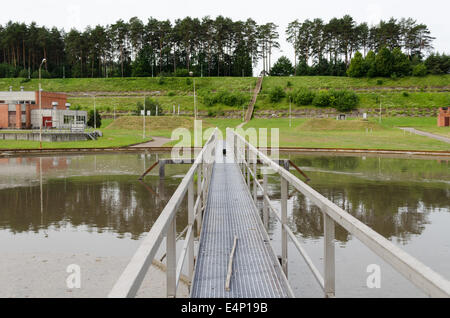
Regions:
[[399, 127, 450, 144], [131, 136, 172, 148]]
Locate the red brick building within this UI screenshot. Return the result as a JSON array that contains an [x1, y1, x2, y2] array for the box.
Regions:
[[0, 90, 80, 129], [438, 107, 450, 127]]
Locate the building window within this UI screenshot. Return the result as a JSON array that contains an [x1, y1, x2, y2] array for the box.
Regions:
[[64, 115, 75, 124], [76, 116, 86, 124]]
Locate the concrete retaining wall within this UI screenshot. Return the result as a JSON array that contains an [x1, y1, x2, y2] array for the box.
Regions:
[[0, 132, 91, 142]]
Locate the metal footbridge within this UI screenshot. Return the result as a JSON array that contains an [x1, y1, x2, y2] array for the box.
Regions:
[[109, 128, 450, 298]]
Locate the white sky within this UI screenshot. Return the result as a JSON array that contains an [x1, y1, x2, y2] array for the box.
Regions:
[[2, 0, 449, 74]]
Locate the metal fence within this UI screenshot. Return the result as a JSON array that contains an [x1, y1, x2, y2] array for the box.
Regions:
[[228, 128, 450, 298], [108, 128, 218, 298]]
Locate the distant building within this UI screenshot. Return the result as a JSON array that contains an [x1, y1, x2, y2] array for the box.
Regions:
[[438, 107, 450, 127], [0, 88, 87, 130]]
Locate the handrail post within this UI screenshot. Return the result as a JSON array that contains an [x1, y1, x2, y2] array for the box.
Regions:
[[253, 152, 257, 202], [197, 162, 202, 234], [281, 176, 288, 277], [263, 169, 268, 230], [246, 145, 250, 186], [324, 213, 335, 298], [166, 216, 177, 298], [188, 178, 195, 282]]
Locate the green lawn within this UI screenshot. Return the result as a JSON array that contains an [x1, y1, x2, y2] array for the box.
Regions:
[[242, 118, 449, 151], [2, 75, 448, 94], [0, 77, 256, 93], [0, 129, 151, 149]]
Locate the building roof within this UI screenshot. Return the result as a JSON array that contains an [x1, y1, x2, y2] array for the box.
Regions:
[[0, 91, 36, 102]]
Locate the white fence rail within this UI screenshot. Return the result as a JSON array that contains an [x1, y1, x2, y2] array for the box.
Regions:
[[229, 128, 450, 298], [108, 128, 218, 298]]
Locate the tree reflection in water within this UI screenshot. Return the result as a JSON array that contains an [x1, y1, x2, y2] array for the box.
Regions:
[[266, 154, 449, 245], [0, 175, 188, 240]]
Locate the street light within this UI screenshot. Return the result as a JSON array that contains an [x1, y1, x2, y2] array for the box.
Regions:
[[39, 58, 47, 150]]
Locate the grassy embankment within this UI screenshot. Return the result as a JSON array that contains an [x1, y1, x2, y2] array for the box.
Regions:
[[0, 76, 448, 150], [0, 75, 448, 116]]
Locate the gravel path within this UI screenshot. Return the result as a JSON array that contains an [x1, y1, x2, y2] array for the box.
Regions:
[[131, 136, 172, 148], [399, 127, 450, 144]]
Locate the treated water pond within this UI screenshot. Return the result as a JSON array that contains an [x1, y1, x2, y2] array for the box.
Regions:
[[0, 152, 448, 297]]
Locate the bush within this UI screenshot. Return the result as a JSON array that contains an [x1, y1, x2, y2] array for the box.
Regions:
[[313, 91, 331, 107], [18, 69, 29, 78], [158, 76, 166, 85], [412, 63, 428, 77], [202, 90, 247, 107], [293, 88, 315, 105], [31, 69, 51, 79], [0, 63, 18, 78], [174, 68, 190, 77], [185, 78, 192, 85], [376, 79, 383, 85], [135, 97, 164, 116], [329, 90, 359, 112], [269, 86, 286, 103], [87, 109, 102, 128], [167, 91, 176, 96], [402, 91, 410, 97]]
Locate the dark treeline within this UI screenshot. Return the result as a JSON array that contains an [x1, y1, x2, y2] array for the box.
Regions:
[[0, 16, 280, 78], [0, 15, 447, 79], [285, 15, 436, 76]]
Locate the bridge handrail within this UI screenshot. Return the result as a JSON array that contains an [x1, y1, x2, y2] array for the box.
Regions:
[[229, 128, 450, 298], [108, 128, 218, 298]]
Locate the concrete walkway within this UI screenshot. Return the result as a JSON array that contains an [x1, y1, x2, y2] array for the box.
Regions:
[[399, 127, 450, 144], [131, 136, 172, 148]]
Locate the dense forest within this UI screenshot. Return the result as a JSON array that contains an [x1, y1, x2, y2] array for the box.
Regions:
[[0, 15, 447, 79]]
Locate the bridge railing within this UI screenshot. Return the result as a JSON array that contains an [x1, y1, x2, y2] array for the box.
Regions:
[[108, 128, 218, 298], [229, 128, 450, 298]]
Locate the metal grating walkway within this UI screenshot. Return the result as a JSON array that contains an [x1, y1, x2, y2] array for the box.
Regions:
[[191, 160, 291, 298]]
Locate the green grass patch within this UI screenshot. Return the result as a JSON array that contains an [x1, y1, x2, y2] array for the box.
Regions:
[[242, 117, 449, 151]]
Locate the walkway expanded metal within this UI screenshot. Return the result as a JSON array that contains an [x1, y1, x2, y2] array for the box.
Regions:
[[191, 161, 291, 298]]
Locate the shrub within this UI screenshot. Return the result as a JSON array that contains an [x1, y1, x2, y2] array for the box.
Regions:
[[269, 86, 286, 103], [412, 63, 428, 77], [31, 69, 51, 79], [0, 63, 18, 78], [167, 91, 176, 96], [158, 76, 166, 85], [18, 69, 29, 78], [286, 81, 293, 88], [185, 78, 192, 85], [293, 88, 315, 105], [202, 90, 247, 107], [87, 109, 102, 128], [329, 90, 359, 112], [135, 97, 164, 116], [174, 68, 190, 77], [402, 91, 410, 97], [376, 79, 383, 85], [313, 91, 331, 107]]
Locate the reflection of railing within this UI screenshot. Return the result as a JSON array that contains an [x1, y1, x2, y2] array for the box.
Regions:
[[108, 128, 218, 298], [228, 128, 450, 298]]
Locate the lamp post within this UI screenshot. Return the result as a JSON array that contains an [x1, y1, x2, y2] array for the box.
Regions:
[[39, 58, 47, 150], [143, 95, 146, 139]]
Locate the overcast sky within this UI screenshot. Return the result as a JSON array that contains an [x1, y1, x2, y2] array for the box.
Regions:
[[2, 0, 449, 73]]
